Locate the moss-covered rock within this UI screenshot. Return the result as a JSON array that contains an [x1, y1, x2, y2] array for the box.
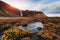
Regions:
[[2, 27, 33, 40]]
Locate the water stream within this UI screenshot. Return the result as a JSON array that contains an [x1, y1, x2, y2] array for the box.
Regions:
[[19, 22, 43, 32]]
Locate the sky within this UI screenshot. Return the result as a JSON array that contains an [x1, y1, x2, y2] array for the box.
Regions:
[[1, 0, 60, 17]]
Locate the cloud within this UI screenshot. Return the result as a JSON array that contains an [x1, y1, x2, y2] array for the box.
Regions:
[[1, 0, 60, 17], [34, 0, 60, 16]]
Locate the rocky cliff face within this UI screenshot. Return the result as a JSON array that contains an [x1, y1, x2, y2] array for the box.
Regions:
[[0, 1, 47, 17]]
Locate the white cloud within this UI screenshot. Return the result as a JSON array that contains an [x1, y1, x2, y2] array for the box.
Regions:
[[34, 0, 60, 16], [1, 0, 60, 17]]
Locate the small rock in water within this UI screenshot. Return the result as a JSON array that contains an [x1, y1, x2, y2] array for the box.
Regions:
[[37, 27, 43, 31]]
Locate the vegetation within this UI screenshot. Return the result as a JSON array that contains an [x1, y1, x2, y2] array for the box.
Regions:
[[2, 27, 33, 40], [0, 17, 60, 40], [0, 1, 60, 40]]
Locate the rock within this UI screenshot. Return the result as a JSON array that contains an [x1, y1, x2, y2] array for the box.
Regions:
[[21, 37, 31, 40], [37, 27, 43, 31]]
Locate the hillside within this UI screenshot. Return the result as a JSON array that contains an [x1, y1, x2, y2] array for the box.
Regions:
[[0, 1, 20, 17], [0, 1, 47, 17]]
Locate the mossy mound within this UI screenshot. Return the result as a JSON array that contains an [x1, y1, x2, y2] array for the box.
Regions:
[[2, 27, 33, 40]]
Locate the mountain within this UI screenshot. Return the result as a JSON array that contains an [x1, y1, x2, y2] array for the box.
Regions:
[[0, 1, 47, 17], [22, 10, 47, 17], [0, 1, 20, 17]]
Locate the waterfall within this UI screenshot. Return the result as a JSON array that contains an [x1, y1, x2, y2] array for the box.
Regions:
[[20, 10, 23, 16]]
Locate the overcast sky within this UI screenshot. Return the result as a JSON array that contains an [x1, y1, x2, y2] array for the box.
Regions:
[[1, 0, 60, 17]]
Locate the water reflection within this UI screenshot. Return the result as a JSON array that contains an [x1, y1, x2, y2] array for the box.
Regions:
[[19, 22, 43, 32]]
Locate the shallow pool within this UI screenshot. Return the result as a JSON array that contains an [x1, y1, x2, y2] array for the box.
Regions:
[[19, 22, 43, 32]]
